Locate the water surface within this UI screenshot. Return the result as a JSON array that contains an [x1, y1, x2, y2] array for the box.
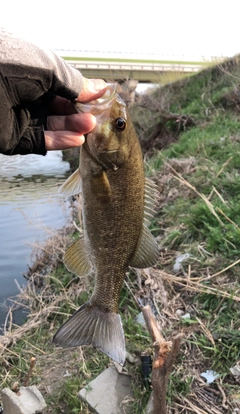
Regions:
[[0, 151, 71, 331]]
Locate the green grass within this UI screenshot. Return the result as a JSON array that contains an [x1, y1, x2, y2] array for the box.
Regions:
[[146, 110, 240, 262], [190, 294, 240, 373], [136, 56, 240, 410], [3, 55, 240, 413]]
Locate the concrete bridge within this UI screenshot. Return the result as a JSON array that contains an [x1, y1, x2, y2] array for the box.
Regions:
[[62, 55, 207, 83], [58, 52, 213, 103]]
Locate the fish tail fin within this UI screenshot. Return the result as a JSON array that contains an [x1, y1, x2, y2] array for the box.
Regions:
[[53, 303, 126, 365]]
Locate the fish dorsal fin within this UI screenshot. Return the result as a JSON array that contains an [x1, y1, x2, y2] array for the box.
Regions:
[[64, 237, 92, 276], [129, 225, 159, 268], [90, 171, 111, 201], [59, 168, 82, 196]]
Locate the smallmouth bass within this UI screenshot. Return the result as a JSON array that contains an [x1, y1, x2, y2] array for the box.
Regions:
[[53, 84, 159, 365]]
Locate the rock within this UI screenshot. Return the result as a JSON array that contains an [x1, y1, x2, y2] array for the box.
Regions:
[[1, 386, 47, 414], [79, 365, 133, 414], [145, 392, 154, 414]]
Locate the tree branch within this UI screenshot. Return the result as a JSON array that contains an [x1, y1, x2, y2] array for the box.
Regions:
[[142, 305, 183, 414]]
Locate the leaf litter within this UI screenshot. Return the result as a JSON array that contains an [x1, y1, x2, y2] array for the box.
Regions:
[[2, 57, 240, 412]]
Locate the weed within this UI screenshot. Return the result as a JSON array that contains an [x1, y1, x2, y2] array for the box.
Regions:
[[3, 56, 240, 413]]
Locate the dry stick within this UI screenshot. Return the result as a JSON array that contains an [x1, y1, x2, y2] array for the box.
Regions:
[[24, 357, 36, 387], [142, 305, 183, 414]]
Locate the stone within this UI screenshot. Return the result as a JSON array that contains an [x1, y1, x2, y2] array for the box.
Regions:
[[145, 392, 154, 414], [79, 365, 133, 414], [1, 386, 47, 414]]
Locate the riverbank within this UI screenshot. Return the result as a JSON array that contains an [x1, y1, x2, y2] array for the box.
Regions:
[[2, 56, 240, 413]]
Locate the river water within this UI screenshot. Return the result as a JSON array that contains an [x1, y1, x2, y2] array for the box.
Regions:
[[0, 151, 71, 332]]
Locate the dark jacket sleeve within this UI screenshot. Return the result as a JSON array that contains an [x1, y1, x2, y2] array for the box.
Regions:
[[0, 31, 84, 155]]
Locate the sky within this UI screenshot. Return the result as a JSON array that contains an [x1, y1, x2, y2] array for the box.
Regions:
[[1, 0, 240, 61]]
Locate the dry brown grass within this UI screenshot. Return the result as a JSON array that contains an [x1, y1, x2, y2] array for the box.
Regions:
[[2, 160, 240, 412]]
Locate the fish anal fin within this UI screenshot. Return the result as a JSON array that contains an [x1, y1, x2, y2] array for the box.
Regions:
[[64, 238, 92, 276], [129, 225, 159, 268], [53, 303, 126, 365], [59, 168, 82, 196]]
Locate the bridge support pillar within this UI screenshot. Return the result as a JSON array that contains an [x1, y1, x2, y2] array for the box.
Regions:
[[117, 80, 138, 106]]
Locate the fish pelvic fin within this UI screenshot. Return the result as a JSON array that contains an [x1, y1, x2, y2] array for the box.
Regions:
[[129, 225, 159, 268], [53, 303, 126, 365], [58, 168, 82, 196]]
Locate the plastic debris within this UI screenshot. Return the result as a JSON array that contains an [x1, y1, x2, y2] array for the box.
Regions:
[[126, 352, 140, 365], [181, 313, 191, 319], [135, 312, 146, 327], [173, 253, 190, 272], [230, 364, 240, 376], [141, 354, 152, 386], [63, 369, 71, 377], [200, 370, 220, 384]]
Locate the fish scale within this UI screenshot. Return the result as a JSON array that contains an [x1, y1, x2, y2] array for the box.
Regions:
[[53, 85, 159, 365]]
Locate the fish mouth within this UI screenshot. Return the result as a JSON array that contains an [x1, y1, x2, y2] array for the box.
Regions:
[[75, 84, 117, 116]]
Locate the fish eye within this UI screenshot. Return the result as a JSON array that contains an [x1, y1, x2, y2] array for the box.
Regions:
[[115, 117, 126, 131]]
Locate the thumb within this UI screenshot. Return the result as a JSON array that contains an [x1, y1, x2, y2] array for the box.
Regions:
[[77, 78, 107, 103]]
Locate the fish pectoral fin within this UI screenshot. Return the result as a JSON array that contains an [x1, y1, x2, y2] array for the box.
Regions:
[[129, 225, 159, 268], [64, 238, 92, 276], [53, 303, 126, 366], [58, 168, 82, 196], [90, 171, 111, 200]]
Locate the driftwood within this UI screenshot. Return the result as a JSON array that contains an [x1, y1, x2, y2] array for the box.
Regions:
[[142, 305, 183, 414]]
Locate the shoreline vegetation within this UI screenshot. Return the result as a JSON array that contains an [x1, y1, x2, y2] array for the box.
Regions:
[[2, 55, 240, 412]]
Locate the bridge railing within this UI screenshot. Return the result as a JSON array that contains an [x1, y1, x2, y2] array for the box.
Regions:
[[68, 60, 203, 73], [66, 59, 205, 82]]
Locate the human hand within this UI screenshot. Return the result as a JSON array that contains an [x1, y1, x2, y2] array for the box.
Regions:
[[45, 78, 107, 151]]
